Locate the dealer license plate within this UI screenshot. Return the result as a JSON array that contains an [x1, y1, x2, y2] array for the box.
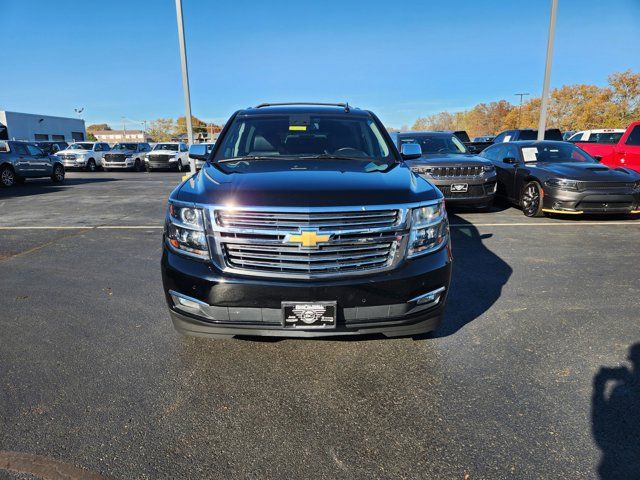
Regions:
[[450, 183, 469, 193], [282, 302, 337, 329]]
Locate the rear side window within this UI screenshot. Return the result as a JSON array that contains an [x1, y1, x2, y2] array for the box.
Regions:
[[625, 126, 640, 146], [518, 131, 537, 141], [13, 143, 28, 155]]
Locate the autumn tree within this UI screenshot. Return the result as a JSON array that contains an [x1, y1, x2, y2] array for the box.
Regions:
[[176, 115, 207, 135], [147, 118, 176, 142]]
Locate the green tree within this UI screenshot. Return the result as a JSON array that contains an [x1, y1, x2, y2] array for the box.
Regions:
[[87, 123, 111, 132]]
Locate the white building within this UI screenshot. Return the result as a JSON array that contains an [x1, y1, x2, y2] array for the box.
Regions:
[[93, 130, 151, 144], [0, 111, 86, 142]]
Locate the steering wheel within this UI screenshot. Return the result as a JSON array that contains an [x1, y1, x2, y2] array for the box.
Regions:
[[334, 147, 367, 157]]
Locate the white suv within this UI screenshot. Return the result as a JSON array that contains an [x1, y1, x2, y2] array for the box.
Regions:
[[56, 142, 111, 172], [145, 142, 190, 172]]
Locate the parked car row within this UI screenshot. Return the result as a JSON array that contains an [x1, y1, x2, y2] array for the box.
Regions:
[[387, 129, 640, 217]]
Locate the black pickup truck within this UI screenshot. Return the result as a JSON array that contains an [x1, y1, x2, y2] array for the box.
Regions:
[[161, 103, 452, 339]]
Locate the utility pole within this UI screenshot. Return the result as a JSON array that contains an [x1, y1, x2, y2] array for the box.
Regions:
[[175, 0, 196, 173], [514, 93, 529, 128], [537, 0, 558, 141], [121, 116, 127, 142]]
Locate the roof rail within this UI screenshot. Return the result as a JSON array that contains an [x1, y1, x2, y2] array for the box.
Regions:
[[254, 102, 351, 112]]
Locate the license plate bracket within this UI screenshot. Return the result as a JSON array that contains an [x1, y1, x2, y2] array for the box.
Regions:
[[282, 301, 337, 329], [450, 183, 469, 193]]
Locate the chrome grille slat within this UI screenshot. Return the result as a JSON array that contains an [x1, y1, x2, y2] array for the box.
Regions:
[[225, 248, 390, 263], [211, 208, 406, 278], [227, 256, 389, 272]]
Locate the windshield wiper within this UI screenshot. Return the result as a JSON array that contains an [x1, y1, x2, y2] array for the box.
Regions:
[[297, 154, 367, 161], [217, 155, 283, 163]]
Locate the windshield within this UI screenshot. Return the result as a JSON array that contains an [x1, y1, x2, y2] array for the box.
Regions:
[[520, 143, 597, 163], [69, 143, 94, 150], [398, 134, 467, 154], [112, 143, 137, 151], [214, 114, 392, 162], [153, 143, 179, 151]]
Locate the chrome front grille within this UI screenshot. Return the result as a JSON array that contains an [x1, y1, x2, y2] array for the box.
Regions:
[[210, 208, 408, 279], [414, 165, 483, 178], [216, 209, 399, 232]]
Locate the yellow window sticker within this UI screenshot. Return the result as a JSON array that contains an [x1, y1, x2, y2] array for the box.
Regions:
[[289, 125, 307, 131]]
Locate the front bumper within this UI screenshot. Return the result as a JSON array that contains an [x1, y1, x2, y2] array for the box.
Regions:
[[542, 188, 640, 214], [103, 161, 135, 169], [161, 242, 452, 338], [59, 158, 87, 168], [418, 174, 497, 205]]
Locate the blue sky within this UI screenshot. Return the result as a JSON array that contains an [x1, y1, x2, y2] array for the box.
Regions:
[[1, 0, 638, 128]]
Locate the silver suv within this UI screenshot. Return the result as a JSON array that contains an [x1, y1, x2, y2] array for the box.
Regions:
[[0, 141, 65, 187]]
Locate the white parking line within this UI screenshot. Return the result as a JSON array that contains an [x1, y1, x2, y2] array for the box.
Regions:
[[0, 222, 638, 230]]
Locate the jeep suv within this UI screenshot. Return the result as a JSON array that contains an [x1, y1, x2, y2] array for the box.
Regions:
[[55, 142, 111, 171], [0, 141, 65, 187], [103, 142, 150, 171], [161, 103, 452, 339], [392, 131, 497, 209]]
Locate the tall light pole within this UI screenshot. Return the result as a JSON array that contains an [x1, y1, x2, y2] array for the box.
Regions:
[[175, 0, 195, 173], [121, 116, 127, 142], [537, 0, 558, 141], [514, 93, 529, 128]]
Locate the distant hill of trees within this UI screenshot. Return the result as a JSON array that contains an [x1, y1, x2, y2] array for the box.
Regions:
[[410, 70, 640, 138]]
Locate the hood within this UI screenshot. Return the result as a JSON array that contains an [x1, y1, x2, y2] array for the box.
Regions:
[[408, 153, 491, 167], [58, 149, 88, 155], [149, 150, 178, 155], [533, 162, 640, 181], [172, 160, 440, 207]]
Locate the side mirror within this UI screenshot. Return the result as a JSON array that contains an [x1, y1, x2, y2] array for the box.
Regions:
[[189, 144, 208, 161], [401, 143, 422, 160], [502, 157, 518, 164], [594, 156, 602, 162]]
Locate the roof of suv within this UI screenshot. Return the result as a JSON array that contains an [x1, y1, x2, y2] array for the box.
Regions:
[[239, 104, 371, 117]]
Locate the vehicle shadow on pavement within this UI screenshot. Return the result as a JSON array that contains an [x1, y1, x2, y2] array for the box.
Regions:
[[429, 213, 512, 338], [0, 177, 119, 198], [592, 343, 640, 479]]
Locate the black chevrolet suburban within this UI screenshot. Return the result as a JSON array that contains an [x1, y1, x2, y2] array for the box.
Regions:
[[161, 103, 452, 339]]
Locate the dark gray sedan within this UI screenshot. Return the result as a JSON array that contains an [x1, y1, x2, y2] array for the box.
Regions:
[[0, 141, 65, 187], [480, 140, 640, 217]]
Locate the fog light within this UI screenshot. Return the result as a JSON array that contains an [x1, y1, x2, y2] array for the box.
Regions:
[[170, 290, 208, 314], [411, 286, 446, 306]]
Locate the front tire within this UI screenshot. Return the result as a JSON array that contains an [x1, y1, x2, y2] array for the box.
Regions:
[[51, 164, 65, 183], [134, 159, 143, 172], [86, 158, 97, 172], [1, 165, 16, 187], [521, 181, 544, 217], [177, 160, 183, 172]]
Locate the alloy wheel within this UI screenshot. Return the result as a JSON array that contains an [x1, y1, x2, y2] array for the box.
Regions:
[[1, 168, 15, 187], [522, 184, 540, 217]]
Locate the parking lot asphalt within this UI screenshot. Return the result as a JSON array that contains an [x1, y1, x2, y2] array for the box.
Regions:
[[1, 172, 639, 479]]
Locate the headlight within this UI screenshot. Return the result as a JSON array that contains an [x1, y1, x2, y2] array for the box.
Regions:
[[545, 178, 579, 191], [407, 202, 448, 258], [411, 165, 431, 175], [482, 164, 495, 173], [166, 203, 209, 259]]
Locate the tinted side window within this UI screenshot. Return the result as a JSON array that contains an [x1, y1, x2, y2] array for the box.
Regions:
[[625, 126, 640, 146], [13, 143, 28, 155], [503, 144, 519, 160], [481, 145, 503, 161], [26, 144, 44, 156]]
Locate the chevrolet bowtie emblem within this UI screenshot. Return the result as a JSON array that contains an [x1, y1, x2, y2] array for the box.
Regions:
[[286, 231, 331, 248]]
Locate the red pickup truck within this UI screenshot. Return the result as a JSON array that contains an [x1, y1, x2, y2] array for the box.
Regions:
[[577, 121, 640, 172]]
